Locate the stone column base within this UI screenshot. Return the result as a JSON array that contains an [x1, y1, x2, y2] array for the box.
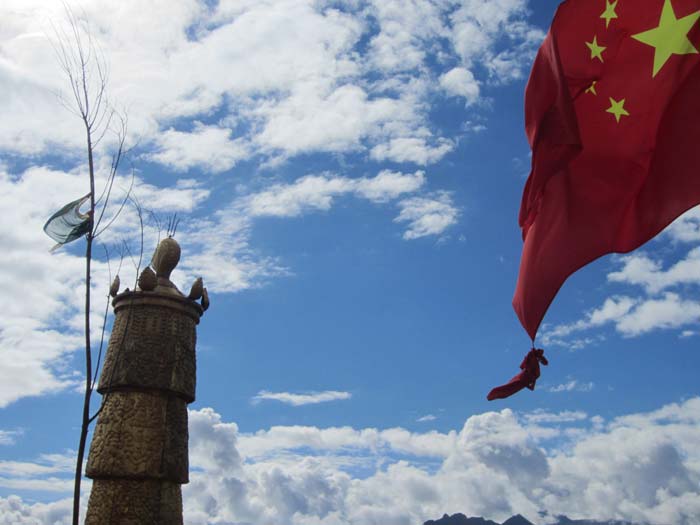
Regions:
[[85, 479, 183, 525]]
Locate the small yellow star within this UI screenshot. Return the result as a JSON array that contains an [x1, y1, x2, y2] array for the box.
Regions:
[[586, 35, 606, 62], [585, 81, 598, 95], [600, 0, 619, 28], [632, 0, 700, 77], [606, 97, 629, 123]]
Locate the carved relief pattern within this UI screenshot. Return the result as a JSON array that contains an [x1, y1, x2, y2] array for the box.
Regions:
[[85, 480, 183, 525], [86, 391, 189, 482], [98, 304, 197, 401], [86, 238, 203, 524]]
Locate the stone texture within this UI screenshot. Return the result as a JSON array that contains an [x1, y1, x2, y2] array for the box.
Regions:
[[85, 479, 183, 525], [98, 298, 199, 402], [85, 238, 206, 525], [86, 391, 189, 482]]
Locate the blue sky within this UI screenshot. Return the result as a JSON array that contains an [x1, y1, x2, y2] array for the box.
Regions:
[[1, 1, 700, 524]]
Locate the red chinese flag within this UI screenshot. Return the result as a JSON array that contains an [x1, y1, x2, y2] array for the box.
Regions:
[[514, 0, 700, 340]]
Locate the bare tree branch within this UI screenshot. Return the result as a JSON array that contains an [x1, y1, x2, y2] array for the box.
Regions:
[[48, 4, 132, 524]]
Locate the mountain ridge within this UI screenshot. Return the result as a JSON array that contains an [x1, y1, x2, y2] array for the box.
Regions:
[[423, 513, 644, 525]]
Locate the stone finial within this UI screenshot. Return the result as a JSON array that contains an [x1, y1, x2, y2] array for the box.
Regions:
[[109, 275, 120, 297], [152, 237, 181, 281], [188, 277, 203, 300], [201, 287, 210, 311], [138, 267, 157, 291]]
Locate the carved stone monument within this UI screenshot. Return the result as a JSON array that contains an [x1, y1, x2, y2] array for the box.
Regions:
[[85, 237, 209, 524]]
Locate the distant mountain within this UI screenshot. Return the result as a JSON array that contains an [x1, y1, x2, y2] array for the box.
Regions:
[[423, 514, 642, 525], [502, 516, 535, 525], [423, 514, 501, 525]]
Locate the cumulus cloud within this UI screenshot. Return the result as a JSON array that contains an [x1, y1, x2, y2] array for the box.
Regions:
[[370, 137, 455, 165], [0, 496, 73, 525], [449, 0, 544, 83], [252, 391, 352, 407], [666, 206, 700, 243], [608, 249, 700, 294], [6, 399, 700, 524], [147, 123, 249, 173], [545, 293, 700, 343], [439, 67, 480, 105], [614, 293, 700, 336], [0, 0, 541, 167]]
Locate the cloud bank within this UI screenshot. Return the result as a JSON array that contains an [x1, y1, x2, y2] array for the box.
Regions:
[[4, 399, 700, 524]]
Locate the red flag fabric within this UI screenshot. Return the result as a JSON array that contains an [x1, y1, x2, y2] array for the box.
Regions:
[[487, 349, 549, 401], [514, 0, 700, 340]]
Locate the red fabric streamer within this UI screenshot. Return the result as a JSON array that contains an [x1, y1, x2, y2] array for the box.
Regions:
[[487, 349, 548, 401]]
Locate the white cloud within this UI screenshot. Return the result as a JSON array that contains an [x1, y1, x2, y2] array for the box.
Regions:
[[608, 248, 700, 294], [449, 0, 544, 83], [353, 170, 426, 203], [542, 296, 636, 345], [365, 0, 447, 74], [0, 495, 73, 525], [439, 67, 480, 105], [615, 293, 700, 336], [224, 399, 700, 525], [370, 137, 454, 165], [666, 206, 700, 243], [0, 430, 22, 446], [394, 192, 459, 240], [0, 451, 75, 495], [523, 410, 588, 424], [6, 399, 700, 524], [547, 381, 595, 393], [236, 424, 455, 460], [152, 169, 438, 295], [544, 293, 700, 343], [417, 415, 437, 423], [147, 123, 249, 173], [246, 170, 425, 218], [0, 0, 540, 166], [252, 391, 352, 407]]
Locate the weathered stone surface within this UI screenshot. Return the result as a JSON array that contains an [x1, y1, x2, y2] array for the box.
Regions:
[[85, 479, 183, 525], [98, 299, 198, 401], [86, 391, 189, 482], [85, 238, 205, 525]]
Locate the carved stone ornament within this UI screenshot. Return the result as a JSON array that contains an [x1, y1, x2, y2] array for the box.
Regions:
[[85, 237, 206, 525], [137, 266, 157, 291], [152, 236, 181, 280]]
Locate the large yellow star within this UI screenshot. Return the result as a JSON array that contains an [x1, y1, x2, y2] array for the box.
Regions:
[[586, 35, 607, 62], [606, 97, 630, 123], [632, 0, 700, 77], [600, 0, 619, 29]]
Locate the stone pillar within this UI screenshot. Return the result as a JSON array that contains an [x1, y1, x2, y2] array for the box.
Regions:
[[85, 237, 209, 524]]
